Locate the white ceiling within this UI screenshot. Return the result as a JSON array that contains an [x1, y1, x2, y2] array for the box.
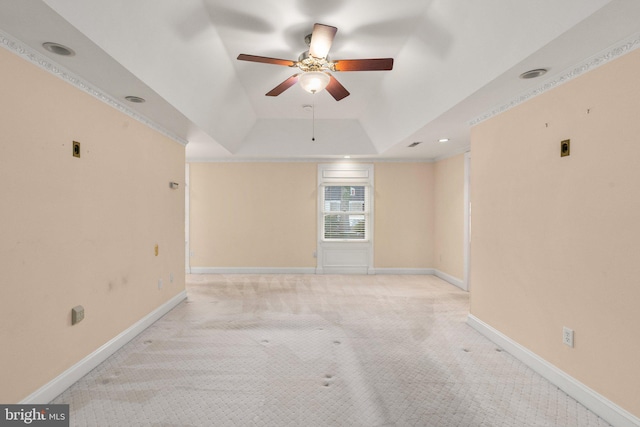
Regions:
[[1, 0, 639, 161]]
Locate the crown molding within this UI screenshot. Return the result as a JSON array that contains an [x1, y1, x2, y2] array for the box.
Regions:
[[0, 30, 188, 146], [432, 146, 470, 163], [185, 157, 436, 163], [470, 32, 640, 126]]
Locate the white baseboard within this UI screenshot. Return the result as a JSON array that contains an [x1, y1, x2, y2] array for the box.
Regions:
[[373, 268, 435, 275], [320, 266, 370, 275], [467, 314, 640, 427], [189, 267, 466, 291], [190, 267, 316, 275], [20, 291, 187, 404], [434, 269, 465, 290], [374, 268, 465, 291]]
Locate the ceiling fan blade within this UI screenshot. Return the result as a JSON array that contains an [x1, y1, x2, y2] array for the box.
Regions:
[[334, 58, 394, 71], [309, 23, 337, 59], [326, 74, 350, 101], [266, 74, 300, 96], [237, 54, 296, 67]]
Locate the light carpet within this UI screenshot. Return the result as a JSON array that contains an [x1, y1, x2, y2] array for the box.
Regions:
[[52, 274, 611, 426]]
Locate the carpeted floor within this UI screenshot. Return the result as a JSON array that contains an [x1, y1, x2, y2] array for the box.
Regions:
[[52, 274, 611, 426]]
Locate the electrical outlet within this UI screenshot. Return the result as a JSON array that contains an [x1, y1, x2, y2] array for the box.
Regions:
[[158, 279, 163, 290], [562, 326, 574, 347], [170, 273, 174, 283]]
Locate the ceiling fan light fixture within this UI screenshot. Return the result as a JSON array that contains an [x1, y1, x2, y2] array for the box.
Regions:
[[298, 71, 330, 94]]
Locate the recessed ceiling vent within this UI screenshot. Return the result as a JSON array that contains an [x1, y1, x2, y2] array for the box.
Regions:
[[42, 42, 75, 57], [408, 142, 422, 148], [519, 68, 548, 79]]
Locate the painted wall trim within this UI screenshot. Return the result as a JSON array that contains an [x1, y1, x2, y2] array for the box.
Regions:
[[374, 268, 435, 275], [185, 164, 191, 274], [319, 267, 370, 275], [0, 30, 188, 147], [20, 291, 187, 404], [187, 158, 437, 164], [467, 314, 640, 427], [462, 151, 471, 291], [371, 268, 465, 290], [470, 32, 640, 126], [189, 267, 465, 290], [463, 152, 471, 292], [191, 267, 437, 276], [434, 270, 464, 290], [433, 146, 471, 163], [190, 267, 317, 275]]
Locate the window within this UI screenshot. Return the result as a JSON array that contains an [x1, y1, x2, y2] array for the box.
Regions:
[[322, 185, 369, 240], [316, 163, 374, 274]]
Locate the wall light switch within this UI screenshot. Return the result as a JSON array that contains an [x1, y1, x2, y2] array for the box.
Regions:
[[72, 305, 84, 325]]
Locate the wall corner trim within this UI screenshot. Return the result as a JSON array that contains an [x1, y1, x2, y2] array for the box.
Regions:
[[467, 314, 640, 427], [20, 291, 187, 404]]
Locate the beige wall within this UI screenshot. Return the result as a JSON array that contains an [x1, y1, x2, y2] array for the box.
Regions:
[[189, 162, 318, 268], [434, 154, 465, 279], [374, 162, 435, 269], [470, 48, 640, 416], [189, 162, 447, 271], [0, 47, 185, 403]]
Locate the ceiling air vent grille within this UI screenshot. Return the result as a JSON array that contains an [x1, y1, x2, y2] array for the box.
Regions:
[[408, 142, 422, 148]]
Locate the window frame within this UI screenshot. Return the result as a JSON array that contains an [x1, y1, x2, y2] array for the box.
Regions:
[[321, 184, 371, 242], [316, 163, 374, 274]]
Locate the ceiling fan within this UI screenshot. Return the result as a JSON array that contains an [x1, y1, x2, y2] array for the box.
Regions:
[[237, 23, 394, 101]]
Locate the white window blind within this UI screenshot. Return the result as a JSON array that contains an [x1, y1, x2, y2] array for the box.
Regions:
[[322, 185, 369, 240]]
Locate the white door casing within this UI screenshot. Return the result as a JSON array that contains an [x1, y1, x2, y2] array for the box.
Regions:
[[317, 163, 374, 274]]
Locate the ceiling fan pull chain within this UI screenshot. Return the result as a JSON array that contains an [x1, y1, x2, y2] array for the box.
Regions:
[[312, 94, 316, 142]]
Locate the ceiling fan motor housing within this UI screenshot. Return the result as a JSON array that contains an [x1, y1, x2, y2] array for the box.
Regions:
[[237, 23, 393, 101], [297, 51, 333, 72]]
